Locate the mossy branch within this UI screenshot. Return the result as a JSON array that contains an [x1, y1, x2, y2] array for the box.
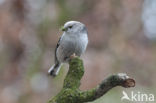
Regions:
[[48, 57, 135, 103]]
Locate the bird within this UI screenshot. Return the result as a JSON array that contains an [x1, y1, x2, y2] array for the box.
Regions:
[[48, 21, 88, 77]]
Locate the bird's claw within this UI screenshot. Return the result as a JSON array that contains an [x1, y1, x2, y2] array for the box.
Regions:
[[70, 53, 77, 59]]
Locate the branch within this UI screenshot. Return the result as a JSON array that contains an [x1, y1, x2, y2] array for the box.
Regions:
[[48, 57, 135, 103], [77, 73, 135, 102], [63, 57, 84, 89]]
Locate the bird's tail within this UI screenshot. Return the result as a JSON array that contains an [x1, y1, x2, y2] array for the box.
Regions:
[[48, 63, 62, 77]]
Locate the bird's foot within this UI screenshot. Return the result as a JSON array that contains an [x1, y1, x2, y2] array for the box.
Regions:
[[70, 53, 77, 59]]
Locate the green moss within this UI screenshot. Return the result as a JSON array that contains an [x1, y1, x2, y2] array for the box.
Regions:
[[48, 89, 80, 103], [48, 57, 134, 103], [48, 57, 87, 103], [63, 57, 84, 89], [78, 89, 97, 102]]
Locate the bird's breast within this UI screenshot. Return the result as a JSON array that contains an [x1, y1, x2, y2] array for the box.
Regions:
[[62, 34, 88, 56]]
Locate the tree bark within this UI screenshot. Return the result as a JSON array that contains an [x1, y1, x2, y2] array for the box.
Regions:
[[48, 57, 135, 103]]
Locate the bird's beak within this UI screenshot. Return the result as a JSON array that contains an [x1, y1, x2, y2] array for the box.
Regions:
[[60, 26, 67, 31]]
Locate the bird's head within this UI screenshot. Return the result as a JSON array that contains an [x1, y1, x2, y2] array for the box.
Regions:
[[61, 21, 87, 34]]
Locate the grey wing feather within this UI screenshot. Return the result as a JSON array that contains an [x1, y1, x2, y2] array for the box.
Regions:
[[54, 36, 62, 63]]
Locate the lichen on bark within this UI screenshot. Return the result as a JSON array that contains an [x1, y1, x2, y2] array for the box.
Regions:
[[48, 57, 135, 103]]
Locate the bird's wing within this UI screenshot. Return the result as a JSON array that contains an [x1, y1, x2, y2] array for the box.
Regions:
[[54, 36, 62, 63]]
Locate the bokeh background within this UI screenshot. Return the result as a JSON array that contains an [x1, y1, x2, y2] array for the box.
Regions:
[[0, 0, 156, 103]]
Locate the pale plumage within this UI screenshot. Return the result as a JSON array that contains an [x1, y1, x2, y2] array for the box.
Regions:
[[48, 21, 88, 76]]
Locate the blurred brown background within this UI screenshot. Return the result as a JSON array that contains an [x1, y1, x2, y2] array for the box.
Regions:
[[0, 0, 156, 103]]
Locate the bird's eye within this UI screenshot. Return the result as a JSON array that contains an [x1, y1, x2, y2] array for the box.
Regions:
[[69, 26, 72, 29]]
